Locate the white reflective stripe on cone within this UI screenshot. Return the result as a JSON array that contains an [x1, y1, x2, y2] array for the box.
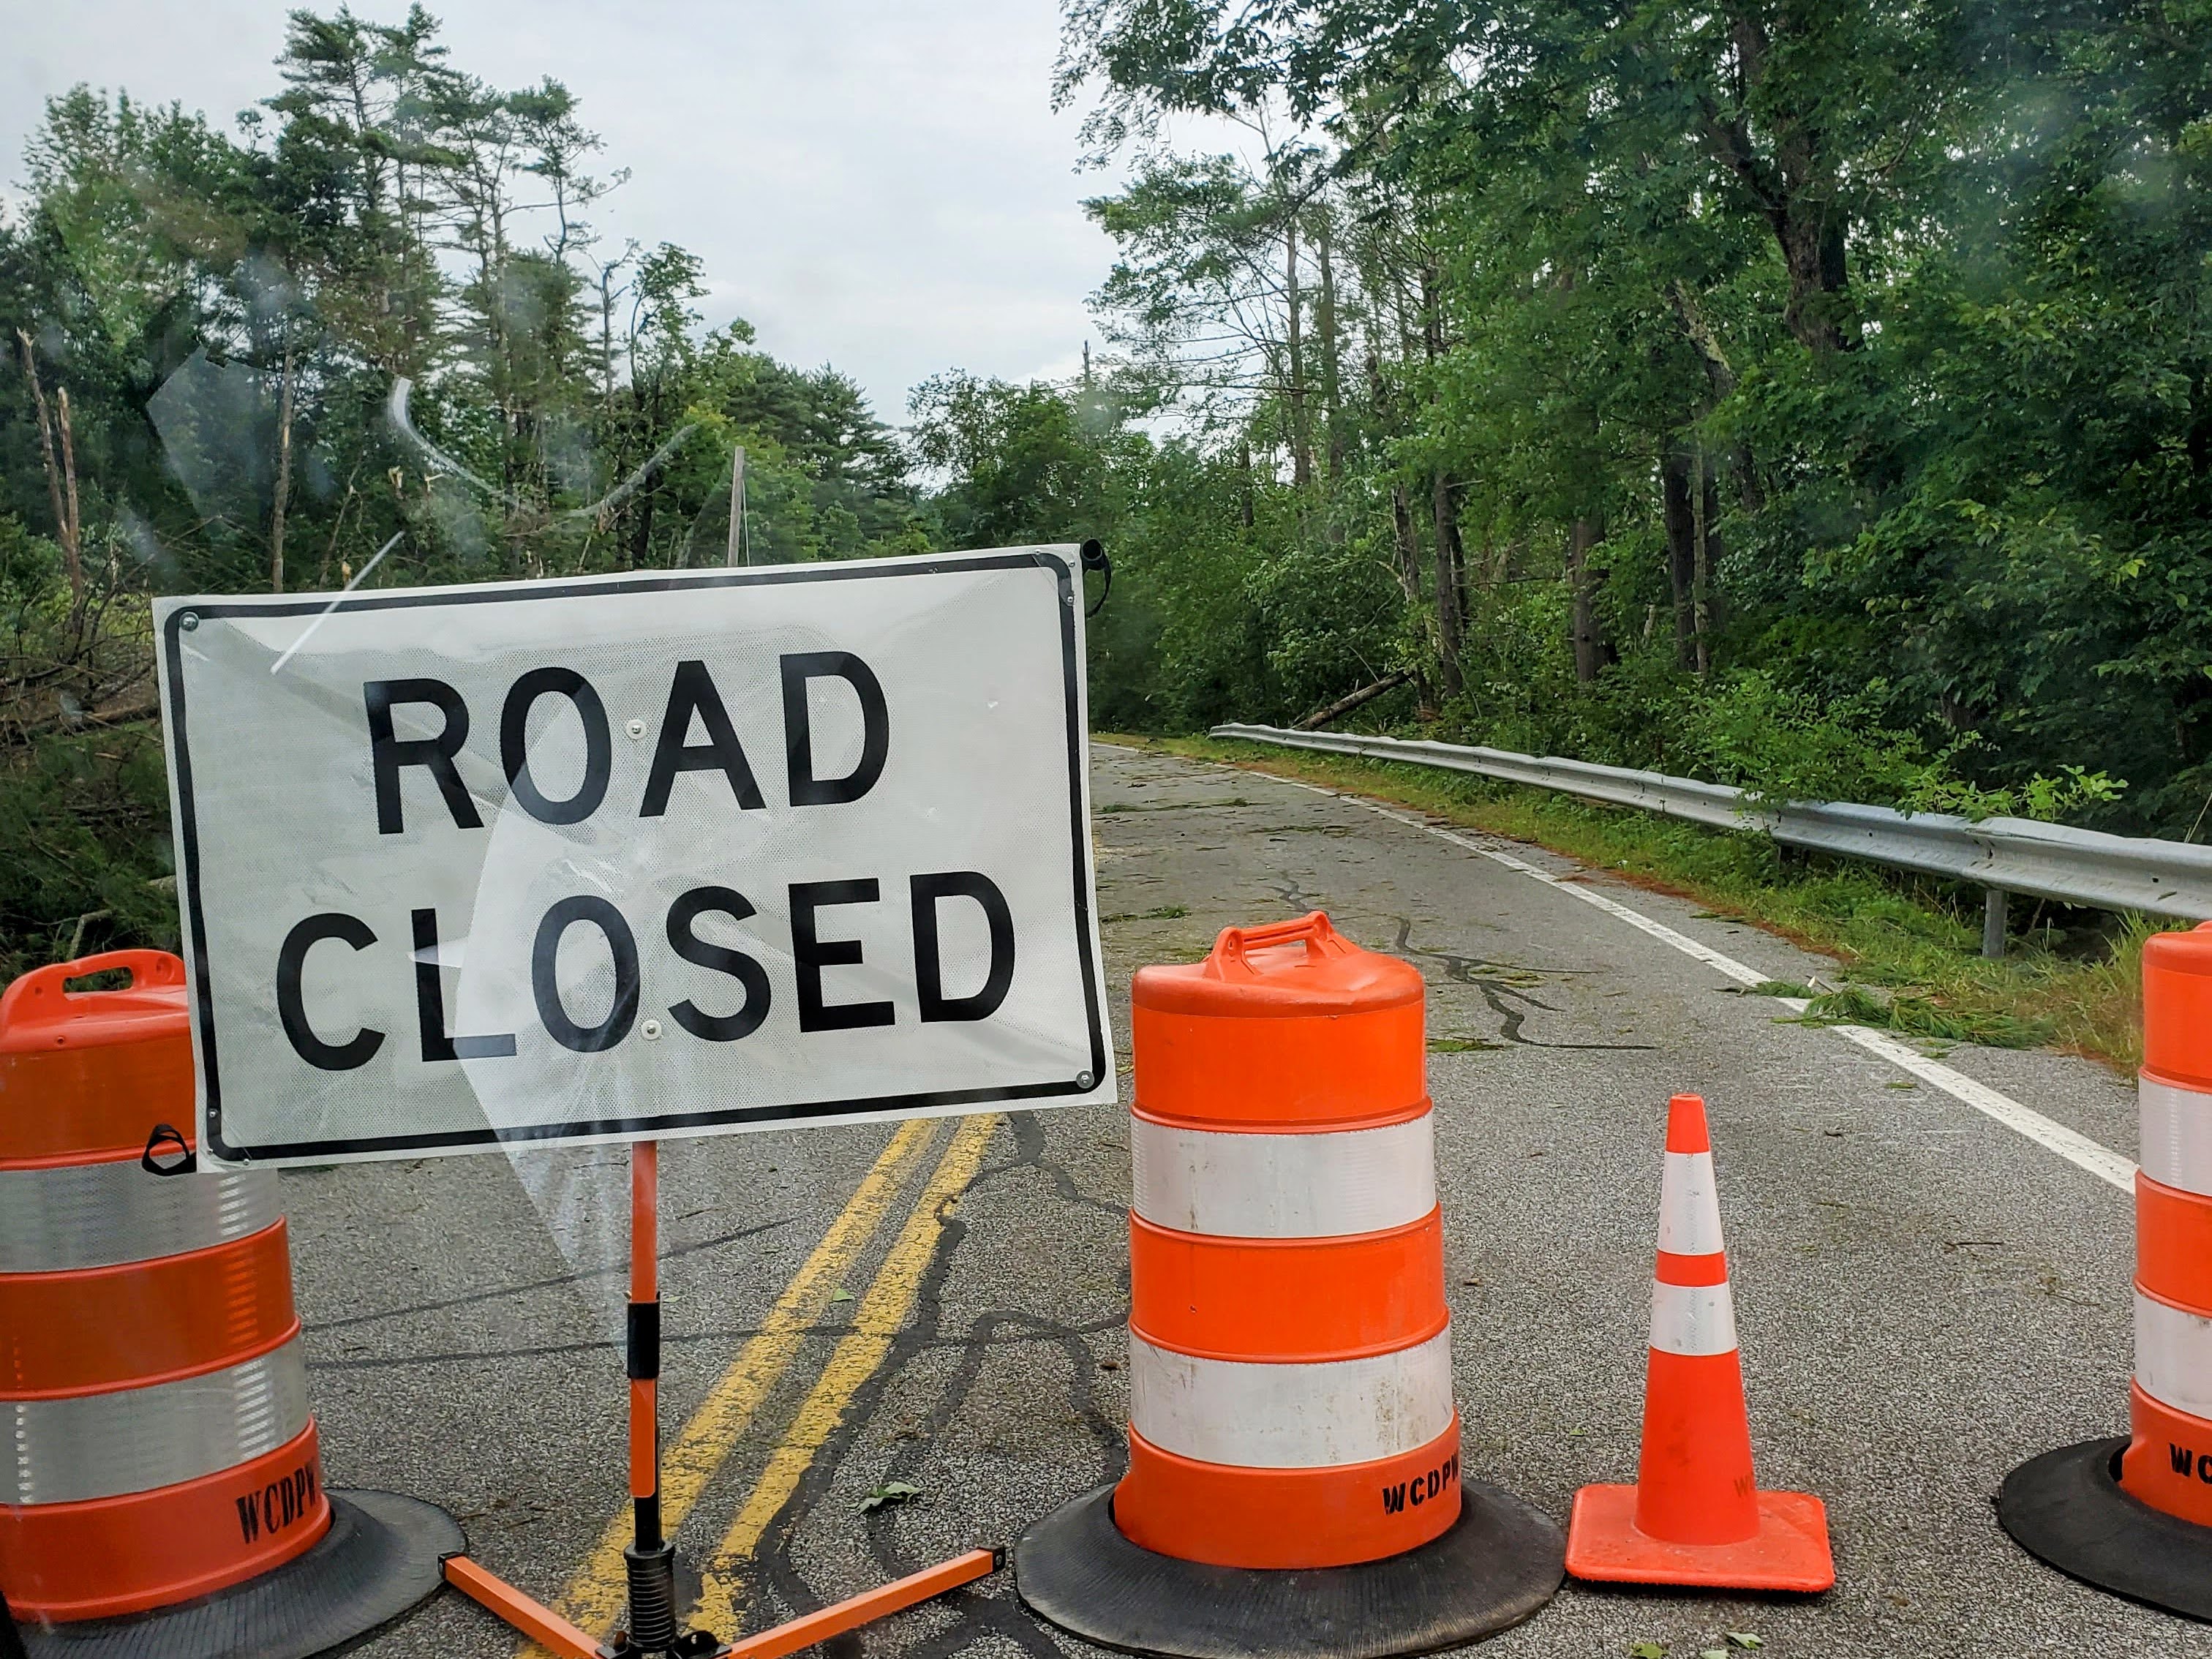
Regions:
[[4, 1336, 310, 1505], [1649, 1280, 1739, 1358], [0, 1161, 282, 1273], [1128, 1324, 1454, 1469], [2136, 1290, 2212, 1422], [1658, 1151, 1725, 1256], [1132, 1112, 1434, 1238], [2140, 1076, 2212, 1200]]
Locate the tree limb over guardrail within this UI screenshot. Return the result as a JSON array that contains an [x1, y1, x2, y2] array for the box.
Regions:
[[1210, 723, 2212, 923]]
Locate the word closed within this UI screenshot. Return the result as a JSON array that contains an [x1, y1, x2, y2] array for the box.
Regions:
[[159, 551, 1113, 1164]]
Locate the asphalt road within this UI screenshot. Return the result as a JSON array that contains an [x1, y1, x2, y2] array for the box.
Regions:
[[284, 740, 2192, 1659]]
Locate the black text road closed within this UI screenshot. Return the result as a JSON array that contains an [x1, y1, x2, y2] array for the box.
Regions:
[[156, 550, 1112, 1164]]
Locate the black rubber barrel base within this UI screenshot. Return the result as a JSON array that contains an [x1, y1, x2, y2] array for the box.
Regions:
[[1998, 1437, 2212, 1623], [19, 1489, 463, 1659], [1015, 1481, 1565, 1659]]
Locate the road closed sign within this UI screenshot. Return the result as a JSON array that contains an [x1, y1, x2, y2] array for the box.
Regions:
[[155, 549, 1113, 1165]]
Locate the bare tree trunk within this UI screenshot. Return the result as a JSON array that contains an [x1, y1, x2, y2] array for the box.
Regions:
[[1316, 216, 1344, 491], [270, 338, 296, 593], [1432, 470, 1466, 697], [1284, 214, 1312, 492], [1690, 448, 1712, 677], [1389, 484, 1423, 603], [1661, 444, 1697, 669], [1775, 206, 1850, 355], [1366, 349, 1420, 600], [16, 328, 81, 615], [56, 387, 82, 606], [599, 263, 620, 413], [1670, 282, 1765, 514], [1297, 671, 1412, 731], [1239, 440, 1255, 529], [1569, 516, 1606, 685], [1417, 260, 1467, 696]]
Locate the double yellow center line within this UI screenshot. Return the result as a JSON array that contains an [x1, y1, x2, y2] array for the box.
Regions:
[[523, 1112, 1001, 1655]]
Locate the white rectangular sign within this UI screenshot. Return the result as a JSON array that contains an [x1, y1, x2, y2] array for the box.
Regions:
[[156, 549, 1113, 1165]]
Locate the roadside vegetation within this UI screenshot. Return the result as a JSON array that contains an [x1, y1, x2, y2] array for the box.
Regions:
[[1118, 734, 2154, 1074], [4, 0, 2207, 1011]]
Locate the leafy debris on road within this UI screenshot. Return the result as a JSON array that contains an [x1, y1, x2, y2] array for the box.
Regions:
[[1628, 1644, 1666, 1658], [860, 1481, 921, 1513], [1740, 979, 1818, 999], [1727, 1636, 1764, 1650]]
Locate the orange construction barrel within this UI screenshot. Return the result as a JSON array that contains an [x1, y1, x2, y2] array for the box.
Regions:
[[1016, 914, 1563, 1659], [0, 951, 459, 1656], [1116, 911, 1456, 1567], [1999, 920, 2212, 1620]]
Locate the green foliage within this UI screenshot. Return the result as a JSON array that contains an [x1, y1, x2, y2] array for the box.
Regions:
[[0, 8, 930, 972], [1045, 0, 2212, 847], [0, 514, 172, 982]]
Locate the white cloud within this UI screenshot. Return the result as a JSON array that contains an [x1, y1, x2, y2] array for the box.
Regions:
[[1, 0, 1118, 421]]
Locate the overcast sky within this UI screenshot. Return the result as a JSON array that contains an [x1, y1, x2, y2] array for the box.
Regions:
[[1, 0, 1118, 424]]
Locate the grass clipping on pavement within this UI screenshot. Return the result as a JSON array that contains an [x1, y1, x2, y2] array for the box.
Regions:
[[1110, 734, 2154, 1074]]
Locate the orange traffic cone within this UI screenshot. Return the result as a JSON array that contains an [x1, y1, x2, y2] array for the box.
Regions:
[[1565, 1093, 1834, 1591]]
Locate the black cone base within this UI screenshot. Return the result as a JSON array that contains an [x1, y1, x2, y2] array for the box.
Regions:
[[19, 1489, 462, 1659], [1998, 1437, 2212, 1623], [1015, 1481, 1564, 1659]]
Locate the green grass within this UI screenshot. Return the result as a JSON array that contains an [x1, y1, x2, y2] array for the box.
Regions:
[[1103, 733, 2155, 1072]]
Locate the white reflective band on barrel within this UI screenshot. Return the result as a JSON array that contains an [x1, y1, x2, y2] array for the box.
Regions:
[[2136, 1292, 2212, 1422], [4, 1336, 310, 1505], [1649, 1281, 1739, 1358], [1132, 1113, 1434, 1238], [2140, 1076, 2212, 1200], [1128, 1325, 1454, 1469], [1657, 1152, 1725, 1256], [0, 1161, 281, 1273]]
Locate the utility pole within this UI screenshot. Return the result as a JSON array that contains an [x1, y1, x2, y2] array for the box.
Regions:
[[724, 445, 746, 568]]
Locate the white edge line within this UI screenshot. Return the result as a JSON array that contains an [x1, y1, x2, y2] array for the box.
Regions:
[[1240, 765, 2137, 1195]]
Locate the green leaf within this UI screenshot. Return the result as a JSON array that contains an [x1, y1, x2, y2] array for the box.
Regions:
[[859, 1481, 921, 1513], [1629, 1644, 1667, 1659], [1726, 1637, 1764, 1651], [830, 1287, 855, 1303]]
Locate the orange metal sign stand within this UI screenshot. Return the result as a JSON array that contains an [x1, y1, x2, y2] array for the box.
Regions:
[[441, 1140, 1002, 1658], [444, 1549, 1004, 1659]]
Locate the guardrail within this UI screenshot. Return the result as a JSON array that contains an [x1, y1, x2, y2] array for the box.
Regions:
[[1208, 723, 2212, 949]]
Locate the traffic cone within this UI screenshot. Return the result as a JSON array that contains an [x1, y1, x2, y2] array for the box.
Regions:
[[1017, 914, 1564, 1658], [1565, 1093, 1834, 1591]]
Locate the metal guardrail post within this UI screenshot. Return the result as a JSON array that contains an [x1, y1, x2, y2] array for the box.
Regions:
[[1208, 723, 2212, 925]]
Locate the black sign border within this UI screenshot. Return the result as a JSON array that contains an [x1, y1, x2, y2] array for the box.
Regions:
[[164, 551, 1107, 1162]]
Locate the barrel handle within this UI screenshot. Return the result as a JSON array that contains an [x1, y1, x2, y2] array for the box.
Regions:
[[0, 949, 185, 1031], [1208, 911, 1346, 978], [141, 1123, 199, 1178]]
